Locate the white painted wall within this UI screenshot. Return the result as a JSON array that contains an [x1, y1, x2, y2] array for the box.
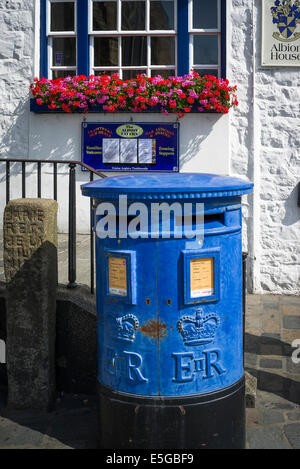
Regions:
[[26, 111, 230, 232], [229, 0, 300, 294], [0, 0, 299, 294]]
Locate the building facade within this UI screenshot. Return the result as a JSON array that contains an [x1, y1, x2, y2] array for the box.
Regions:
[[0, 0, 299, 294]]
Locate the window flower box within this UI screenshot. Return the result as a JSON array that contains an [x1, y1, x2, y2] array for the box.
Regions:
[[30, 72, 238, 117]]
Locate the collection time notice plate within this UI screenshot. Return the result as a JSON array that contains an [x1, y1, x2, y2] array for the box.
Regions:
[[108, 256, 127, 296], [104, 250, 137, 304], [183, 249, 220, 304], [190, 257, 214, 298]]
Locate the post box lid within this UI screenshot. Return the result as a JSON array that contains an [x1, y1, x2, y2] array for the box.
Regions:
[[81, 173, 253, 200]]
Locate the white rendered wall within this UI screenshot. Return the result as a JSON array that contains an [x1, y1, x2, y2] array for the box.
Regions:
[[27, 111, 230, 232], [0, 0, 299, 294], [229, 0, 300, 294]]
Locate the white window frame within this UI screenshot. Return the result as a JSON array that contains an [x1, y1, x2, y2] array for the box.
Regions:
[[188, 0, 221, 77], [89, 0, 177, 78]]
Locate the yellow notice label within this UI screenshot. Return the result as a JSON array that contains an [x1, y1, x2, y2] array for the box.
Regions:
[[108, 256, 127, 296], [190, 257, 214, 298]]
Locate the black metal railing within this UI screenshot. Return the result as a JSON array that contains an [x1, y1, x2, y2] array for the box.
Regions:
[[1, 158, 106, 294]]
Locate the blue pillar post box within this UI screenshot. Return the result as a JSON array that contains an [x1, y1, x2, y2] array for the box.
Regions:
[[81, 173, 253, 449]]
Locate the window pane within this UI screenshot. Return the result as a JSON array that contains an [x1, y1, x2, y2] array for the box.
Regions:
[[150, 1, 174, 30], [193, 0, 218, 29], [151, 37, 175, 65], [52, 37, 76, 66], [194, 68, 219, 78], [94, 70, 119, 76], [193, 35, 218, 64], [52, 69, 76, 79], [51, 1, 74, 31], [122, 37, 147, 66], [121, 1, 145, 30], [94, 37, 118, 66], [93, 1, 117, 30], [122, 69, 146, 80], [151, 69, 175, 78]]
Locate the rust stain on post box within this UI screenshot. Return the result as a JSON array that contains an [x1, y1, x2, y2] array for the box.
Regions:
[[139, 319, 168, 339]]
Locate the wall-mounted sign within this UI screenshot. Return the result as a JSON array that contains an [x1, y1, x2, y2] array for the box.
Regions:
[[261, 0, 300, 67], [82, 122, 179, 172]]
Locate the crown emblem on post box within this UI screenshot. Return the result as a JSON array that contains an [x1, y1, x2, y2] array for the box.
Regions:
[[177, 308, 220, 346], [112, 314, 139, 343]]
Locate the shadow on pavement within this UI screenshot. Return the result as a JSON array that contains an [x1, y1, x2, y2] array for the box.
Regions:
[[0, 391, 99, 449], [245, 332, 300, 406]]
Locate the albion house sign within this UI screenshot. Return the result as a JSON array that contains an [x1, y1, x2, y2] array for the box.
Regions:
[[261, 0, 300, 66]]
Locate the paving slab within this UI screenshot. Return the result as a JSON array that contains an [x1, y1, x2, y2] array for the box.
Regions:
[[283, 423, 300, 449], [246, 427, 291, 449]]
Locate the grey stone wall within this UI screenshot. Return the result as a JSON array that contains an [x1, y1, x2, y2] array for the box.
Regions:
[[0, 284, 98, 397]]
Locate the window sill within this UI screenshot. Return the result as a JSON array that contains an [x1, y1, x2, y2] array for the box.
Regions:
[[30, 98, 220, 114]]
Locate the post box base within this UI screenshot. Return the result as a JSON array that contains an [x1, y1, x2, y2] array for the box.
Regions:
[[97, 377, 245, 449]]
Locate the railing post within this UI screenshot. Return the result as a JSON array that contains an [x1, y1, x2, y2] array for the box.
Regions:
[[53, 162, 57, 201], [90, 171, 94, 294], [68, 163, 77, 288], [37, 161, 41, 198], [6, 161, 10, 204], [22, 161, 26, 198]]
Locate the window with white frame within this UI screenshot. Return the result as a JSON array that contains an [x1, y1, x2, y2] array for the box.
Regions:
[[47, 0, 77, 78], [41, 0, 225, 80], [189, 0, 221, 78], [90, 0, 177, 79]]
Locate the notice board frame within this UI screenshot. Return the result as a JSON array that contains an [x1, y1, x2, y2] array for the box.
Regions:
[[81, 121, 179, 172]]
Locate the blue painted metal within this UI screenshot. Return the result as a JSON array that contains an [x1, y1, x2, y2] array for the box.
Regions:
[[81, 173, 253, 397], [40, 0, 47, 77], [82, 172, 253, 198]]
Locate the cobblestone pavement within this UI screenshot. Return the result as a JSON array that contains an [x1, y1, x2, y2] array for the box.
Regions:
[[0, 234, 299, 449], [244, 294, 300, 449]]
